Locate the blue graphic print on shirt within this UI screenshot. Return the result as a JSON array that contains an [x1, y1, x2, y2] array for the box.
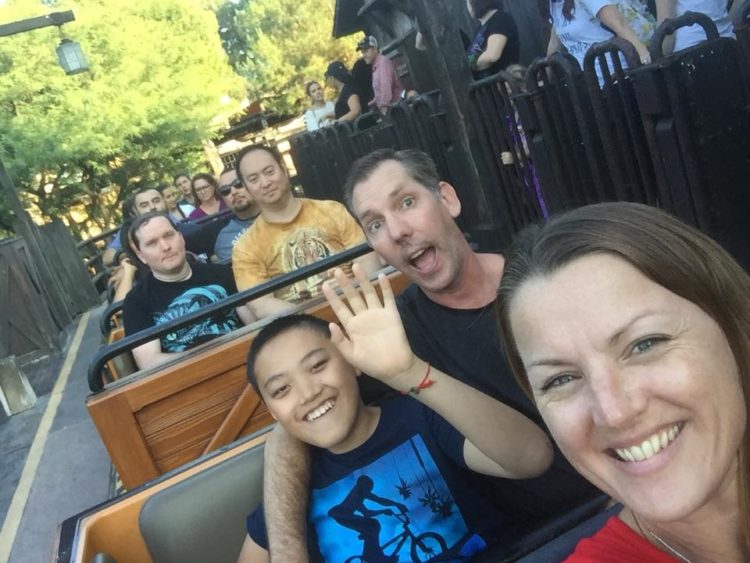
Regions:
[[311, 435, 486, 562], [154, 284, 239, 352]]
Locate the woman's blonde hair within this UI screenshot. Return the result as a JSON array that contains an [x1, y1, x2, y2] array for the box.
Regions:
[[497, 202, 750, 547]]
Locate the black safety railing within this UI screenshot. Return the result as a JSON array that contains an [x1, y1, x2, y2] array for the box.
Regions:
[[88, 242, 374, 393], [467, 71, 547, 240], [286, 11, 749, 263], [583, 39, 658, 206], [100, 299, 124, 335]]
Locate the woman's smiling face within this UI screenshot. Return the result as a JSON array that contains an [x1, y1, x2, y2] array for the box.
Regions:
[[509, 253, 746, 523]]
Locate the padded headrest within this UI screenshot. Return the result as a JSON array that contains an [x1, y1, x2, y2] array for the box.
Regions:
[[139, 442, 265, 563]]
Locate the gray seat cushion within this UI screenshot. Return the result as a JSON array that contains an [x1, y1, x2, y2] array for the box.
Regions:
[[139, 442, 265, 563]]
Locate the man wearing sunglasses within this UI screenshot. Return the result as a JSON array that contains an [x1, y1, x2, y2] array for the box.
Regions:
[[213, 167, 260, 262]]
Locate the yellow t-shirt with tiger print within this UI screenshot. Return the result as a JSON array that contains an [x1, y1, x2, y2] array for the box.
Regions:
[[232, 198, 366, 302]]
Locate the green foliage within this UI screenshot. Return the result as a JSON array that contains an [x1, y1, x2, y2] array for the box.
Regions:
[[0, 0, 246, 237], [220, 0, 359, 115]]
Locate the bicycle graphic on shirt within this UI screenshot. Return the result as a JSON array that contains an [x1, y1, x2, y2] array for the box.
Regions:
[[343, 512, 449, 563], [332, 475, 451, 563]]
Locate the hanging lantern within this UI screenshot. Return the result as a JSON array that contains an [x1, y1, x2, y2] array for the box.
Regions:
[[56, 38, 88, 75]]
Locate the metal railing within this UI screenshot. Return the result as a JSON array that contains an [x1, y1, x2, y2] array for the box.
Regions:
[[88, 243, 374, 392]]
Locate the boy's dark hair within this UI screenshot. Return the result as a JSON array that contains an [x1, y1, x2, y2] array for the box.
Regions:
[[128, 211, 179, 250], [173, 173, 190, 184], [234, 144, 285, 183], [246, 314, 331, 394]]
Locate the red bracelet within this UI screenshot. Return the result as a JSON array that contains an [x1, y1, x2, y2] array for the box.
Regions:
[[401, 363, 435, 396]]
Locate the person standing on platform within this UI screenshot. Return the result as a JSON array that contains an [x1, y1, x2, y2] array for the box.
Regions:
[[357, 35, 402, 113]]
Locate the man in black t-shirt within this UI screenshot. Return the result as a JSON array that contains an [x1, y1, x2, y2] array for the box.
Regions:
[[122, 212, 255, 370]]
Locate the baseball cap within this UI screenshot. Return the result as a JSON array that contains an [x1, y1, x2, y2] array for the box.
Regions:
[[357, 35, 378, 51], [325, 61, 350, 82]]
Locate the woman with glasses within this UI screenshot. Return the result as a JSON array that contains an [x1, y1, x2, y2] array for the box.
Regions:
[[188, 173, 227, 221]]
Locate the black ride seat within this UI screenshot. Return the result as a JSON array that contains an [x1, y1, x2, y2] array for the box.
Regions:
[[473, 495, 616, 562]]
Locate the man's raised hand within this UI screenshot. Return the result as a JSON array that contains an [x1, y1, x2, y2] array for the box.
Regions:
[[322, 264, 417, 386]]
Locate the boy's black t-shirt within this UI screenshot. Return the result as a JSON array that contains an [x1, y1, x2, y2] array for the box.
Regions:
[[122, 261, 239, 352], [247, 397, 514, 561]]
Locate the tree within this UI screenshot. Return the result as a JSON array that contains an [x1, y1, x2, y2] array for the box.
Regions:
[[219, 0, 359, 115], [0, 0, 246, 237]]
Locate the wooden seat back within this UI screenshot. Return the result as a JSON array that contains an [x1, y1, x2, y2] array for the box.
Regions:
[[104, 327, 137, 382], [86, 271, 409, 489]]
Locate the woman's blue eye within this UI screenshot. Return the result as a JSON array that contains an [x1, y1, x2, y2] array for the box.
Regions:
[[632, 336, 667, 355], [540, 373, 575, 392]]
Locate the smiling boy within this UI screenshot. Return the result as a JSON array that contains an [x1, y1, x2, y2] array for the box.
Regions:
[[237, 266, 552, 562]]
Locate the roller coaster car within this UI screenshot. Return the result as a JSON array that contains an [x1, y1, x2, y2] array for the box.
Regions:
[[86, 267, 410, 490], [56, 424, 615, 563], [72, 252, 617, 562]]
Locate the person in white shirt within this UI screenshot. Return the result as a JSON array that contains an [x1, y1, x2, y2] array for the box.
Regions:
[[303, 80, 335, 132], [546, 0, 655, 72], [655, 0, 736, 54]]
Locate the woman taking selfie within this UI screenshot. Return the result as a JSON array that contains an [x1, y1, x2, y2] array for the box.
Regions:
[[498, 202, 749, 562]]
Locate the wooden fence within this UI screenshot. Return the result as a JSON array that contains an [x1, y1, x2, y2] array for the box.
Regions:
[[0, 237, 60, 360]]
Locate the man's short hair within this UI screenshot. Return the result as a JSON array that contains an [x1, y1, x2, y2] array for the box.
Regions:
[[173, 173, 190, 184], [128, 211, 178, 251], [246, 314, 331, 394], [343, 149, 442, 218], [234, 144, 285, 182]]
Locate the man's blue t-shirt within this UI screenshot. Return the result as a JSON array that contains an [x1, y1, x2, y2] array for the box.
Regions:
[[247, 397, 513, 561]]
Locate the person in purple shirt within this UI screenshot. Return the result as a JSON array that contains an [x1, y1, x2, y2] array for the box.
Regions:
[[357, 36, 402, 114]]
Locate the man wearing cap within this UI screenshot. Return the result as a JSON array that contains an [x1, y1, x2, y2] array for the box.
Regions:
[[357, 35, 402, 113]]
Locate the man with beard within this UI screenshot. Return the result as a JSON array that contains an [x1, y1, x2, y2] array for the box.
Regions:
[[213, 166, 260, 262], [123, 212, 254, 370]]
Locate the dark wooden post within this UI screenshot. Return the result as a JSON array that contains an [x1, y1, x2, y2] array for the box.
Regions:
[[411, 0, 488, 222]]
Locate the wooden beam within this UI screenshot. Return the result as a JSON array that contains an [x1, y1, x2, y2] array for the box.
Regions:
[[202, 385, 261, 455], [411, 0, 491, 226], [0, 11, 75, 38]]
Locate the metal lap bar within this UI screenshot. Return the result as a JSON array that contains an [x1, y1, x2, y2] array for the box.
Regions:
[[87, 243, 373, 392], [100, 300, 124, 335]]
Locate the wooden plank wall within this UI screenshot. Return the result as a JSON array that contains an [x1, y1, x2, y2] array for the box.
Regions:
[[0, 237, 60, 359], [39, 219, 101, 317]]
